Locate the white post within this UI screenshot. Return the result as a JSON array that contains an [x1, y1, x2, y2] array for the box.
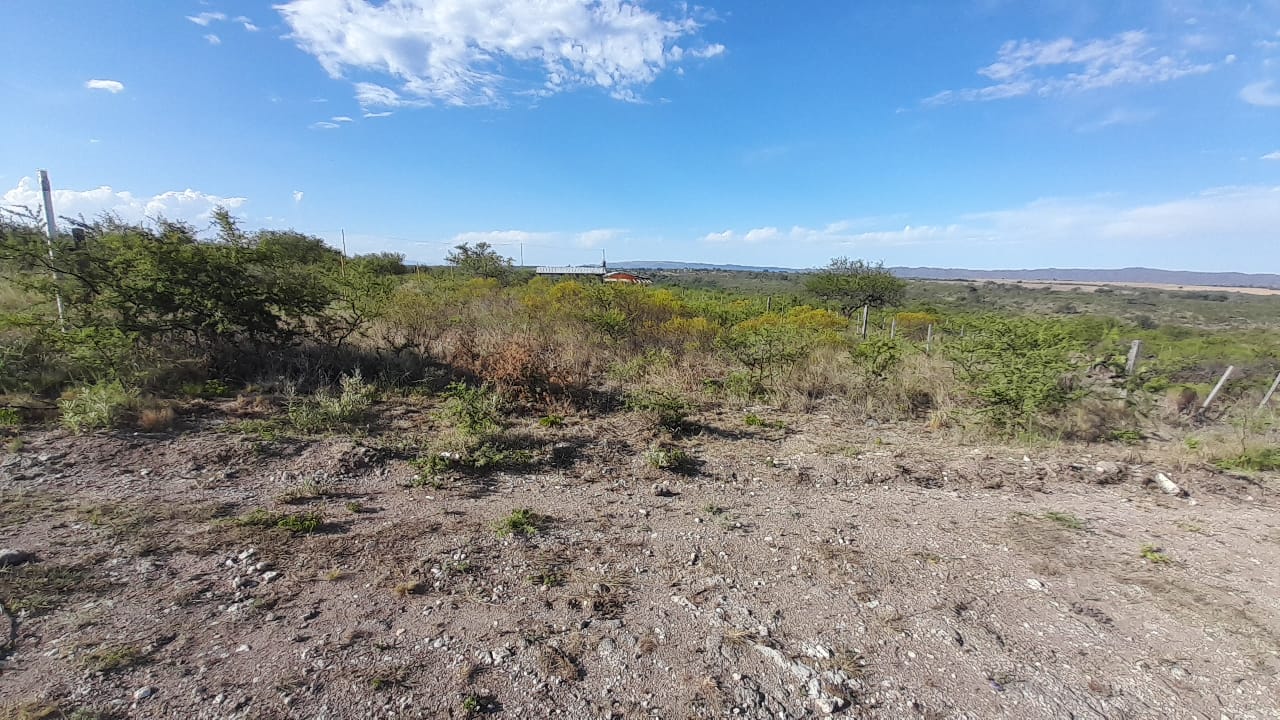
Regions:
[[1261, 371, 1280, 409], [889, 317, 897, 339], [925, 324, 933, 354], [1200, 366, 1234, 413], [37, 170, 66, 329], [859, 304, 869, 338], [1125, 340, 1142, 376]]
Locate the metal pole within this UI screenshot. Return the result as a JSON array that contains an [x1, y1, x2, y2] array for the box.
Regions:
[[1261, 371, 1280, 409], [1201, 365, 1234, 413], [1125, 340, 1142, 376], [37, 170, 66, 329]]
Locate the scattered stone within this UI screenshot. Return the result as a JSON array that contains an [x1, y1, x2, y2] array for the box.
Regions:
[[1093, 461, 1125, 484], [1026, 578, 1046, 591], [133, 687, 156, 701], [0, 549, 34, 567], [1148, 473, 1187, 498], [261, 570, 280, 583]]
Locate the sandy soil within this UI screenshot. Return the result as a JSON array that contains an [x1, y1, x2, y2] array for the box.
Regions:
[[2, 403, 1278, 719]]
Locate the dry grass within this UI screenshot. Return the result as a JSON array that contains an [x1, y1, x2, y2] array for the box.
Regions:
[[137, 405, 176, 432]]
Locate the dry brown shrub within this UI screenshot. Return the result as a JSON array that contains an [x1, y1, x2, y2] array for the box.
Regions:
[[137, 405, 176, 432]]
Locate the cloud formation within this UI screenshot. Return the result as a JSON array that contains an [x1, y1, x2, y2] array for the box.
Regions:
[[1241, 80, 1280, 107], [275, 0, 724, 108], [205, 34, 222, 45], [927, 31, 1214, 104], [85, 79, 124, 93], [1263, 151, 1280, 161], [2, 177, 246, 225], [701, 186, 1280, 266], [186, 12, 226, 26]]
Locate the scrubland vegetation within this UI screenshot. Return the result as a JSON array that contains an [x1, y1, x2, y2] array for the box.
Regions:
[[2, 209, 1277, 463], [3, 211, 1280, 719]]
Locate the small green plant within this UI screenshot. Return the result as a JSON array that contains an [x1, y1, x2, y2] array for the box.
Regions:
[[81, 644, 144, 673], [537, 413, 565, 428], [287, 372, 376, 433], [225, 418, 284, 441], [234, 509, 323, 534], [181, 378, 232, 399], [1108, 429, 1142, 445], [1183, 436, 1201, 450], [344, 500, 364, 514], [462, 694, 481, 714], [493, 508, 542, 537], [644, 446, 691, 471], [1043, 511, 1085, 530], [625, 389, 692, 432], [1213, 447, 1280, 472], [58, 380, 135, 432], [743, 413, 785, 429], [1139, 543, 1171, 564], [442, 382, 502, 437], [277, 476, 335, 504], [0, 407, 21, 427]]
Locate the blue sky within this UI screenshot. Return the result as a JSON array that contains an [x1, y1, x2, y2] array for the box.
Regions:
[[2, 1, 1279, 271]]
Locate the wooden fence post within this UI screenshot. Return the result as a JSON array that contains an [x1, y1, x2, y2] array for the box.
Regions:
[[859, 305, 869, 338], [925, 324, 933, 354], [1201, 365, 1234, 413], [889, 317, 897, 339], [1261, 371, 1280, 409], [1125, 340, 1142, 376]]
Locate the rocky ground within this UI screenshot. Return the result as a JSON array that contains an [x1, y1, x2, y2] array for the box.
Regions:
[[1, 400, 1278, 719]]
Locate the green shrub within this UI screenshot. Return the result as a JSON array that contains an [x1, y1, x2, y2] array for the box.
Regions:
[[0, 407, 20, 427], [235, 509, 323, 534], [493, 508, 542, 537], [537, 414, 564, 428], [624, 389, 691, 432], [287, 372, 375, 433], [947, 317, 1084, 436], [644, 446, 691, 471], [853, 336, 903, 381], [1213, 447, 1280, 472], [58, 380, 135, 432], [442, 381, 502, 438]]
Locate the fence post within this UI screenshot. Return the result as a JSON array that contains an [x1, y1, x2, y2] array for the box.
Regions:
[[1125, 340, 1142, 376], [1261, 371, 1280, 409], [1201, 365, 1234, 413], [889, 317, 897, 339], [859, 305, 868, 338], [925, 324, 933, 354]]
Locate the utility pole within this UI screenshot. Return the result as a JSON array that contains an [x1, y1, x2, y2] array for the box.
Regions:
[[37, 170, 66, 329], [340, 228, 347, 277]]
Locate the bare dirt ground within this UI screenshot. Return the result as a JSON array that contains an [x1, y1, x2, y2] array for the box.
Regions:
[[2, 401, 1278, 719]]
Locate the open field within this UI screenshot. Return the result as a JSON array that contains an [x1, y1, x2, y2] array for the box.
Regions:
[[3, 219, 1280, 718], [2, 401, 1278, 719], [928, 279, 1280, 296]]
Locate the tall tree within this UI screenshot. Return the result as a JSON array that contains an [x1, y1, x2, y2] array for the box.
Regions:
[[445, 242, 512, 281], [804, 257, 906, 316]]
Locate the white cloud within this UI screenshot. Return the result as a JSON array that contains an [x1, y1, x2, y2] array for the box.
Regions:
[[292, 190, 305, 203], [1241, 80, 1280, 106], [309, 121, 340, 129], [85, 79, 124, 93], [702, 186, 1280, 266], [575, 228, 624, 248], [450, 230, 556, 246], [743, 227, 780, 243], [275, 0, 725, 108], [186, 11, 226, 26], [2, 177, 246, 225], [331, 115, 354, 122], [363, 110, 393, 118], [234, 16, 260, 31], [204, 34, 222, 45], [927, 30, 1214, 104], [1263, 151, 1280, 160]]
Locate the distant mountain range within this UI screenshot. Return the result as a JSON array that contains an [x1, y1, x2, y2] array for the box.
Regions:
[[611, 261, 1280, 289]]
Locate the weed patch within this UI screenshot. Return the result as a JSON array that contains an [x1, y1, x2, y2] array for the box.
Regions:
[[234, 509, 323, 534], [493, 508, 544, 537]]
